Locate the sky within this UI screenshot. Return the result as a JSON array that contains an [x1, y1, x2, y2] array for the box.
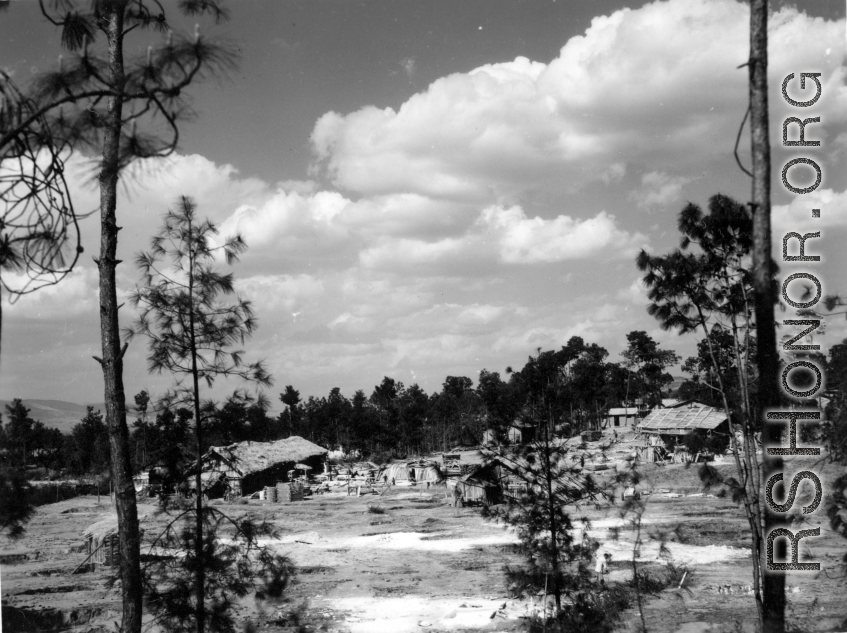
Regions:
[[1, 0, 846, 409]]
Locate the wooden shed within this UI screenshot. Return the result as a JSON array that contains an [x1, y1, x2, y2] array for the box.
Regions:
[[456, 474, 501, 507], [507, 423, 536, 445], [603, 407, 639, 429]]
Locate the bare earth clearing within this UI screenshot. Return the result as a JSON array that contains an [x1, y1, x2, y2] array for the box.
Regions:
[[2, 459, 845, 633]]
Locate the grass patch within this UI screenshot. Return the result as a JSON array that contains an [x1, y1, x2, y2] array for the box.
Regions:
[[447, 558, 489, 571], [366, 505, 385, 514]]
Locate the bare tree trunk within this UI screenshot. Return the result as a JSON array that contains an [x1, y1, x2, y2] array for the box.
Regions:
[[98, 5, 143, 633], [188, 223, 206, 633], [748, 1, 785, 631]]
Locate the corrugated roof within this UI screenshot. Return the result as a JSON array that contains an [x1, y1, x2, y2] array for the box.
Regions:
[[204, 436, 327, 477], [608, 407, 638, 416], [637, 403, 727, 435]]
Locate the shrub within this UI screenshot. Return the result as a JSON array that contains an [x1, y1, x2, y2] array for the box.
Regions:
[[366, 505, 385, 515], [663, 561, 691, 587], [527, 585, 633, 633]]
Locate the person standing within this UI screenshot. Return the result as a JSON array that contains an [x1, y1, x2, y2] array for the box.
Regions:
[[595, 551, 611, 583], [452, 483, 464, 516], [594, 547, 606, 582]]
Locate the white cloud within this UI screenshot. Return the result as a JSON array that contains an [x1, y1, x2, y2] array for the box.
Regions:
[[479, 206, 647, 264], [772, 188, 847, 235], [220, 189, 351, 248], [617, 277, 650, 305], [3, 266, 100, 319], [310, 0, 846, 202], [237, 274, 326, 314], [353, 204, 646, 271], [359, 236, 472, 270], [9, 0, 841, 403], [631, 171, 694, 209]]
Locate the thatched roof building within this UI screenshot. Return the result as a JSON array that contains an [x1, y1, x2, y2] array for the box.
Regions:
[[195, 436, 328, 498]]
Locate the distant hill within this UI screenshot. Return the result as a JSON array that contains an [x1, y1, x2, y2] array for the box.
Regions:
[[0, 399, 138, 434]]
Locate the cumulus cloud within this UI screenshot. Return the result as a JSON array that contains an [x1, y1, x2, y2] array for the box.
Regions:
[[479, 206, 647, 264], [354, 205, 646, 271], [359, 236, 472, 271], [218, 188, 353, 265], [9, 0, 841, 403], [310, 0, 846, 202]]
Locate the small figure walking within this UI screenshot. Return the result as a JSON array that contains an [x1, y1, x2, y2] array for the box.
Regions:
[[452, 484, 464, 516]]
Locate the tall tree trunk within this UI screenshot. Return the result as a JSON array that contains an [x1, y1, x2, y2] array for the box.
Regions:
[[748, 1, 785, 631], [98, 5, 143, 633], [543, 422, 561, 613], [188, 225, 206, 633]]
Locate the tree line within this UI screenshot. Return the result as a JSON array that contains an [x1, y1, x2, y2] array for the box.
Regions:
[[0, 328, 679, 475], [277, 331, 680, 459], [5, 321, 846, 480]]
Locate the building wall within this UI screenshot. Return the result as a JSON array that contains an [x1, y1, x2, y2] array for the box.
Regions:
[[604, 413, 635, 428]]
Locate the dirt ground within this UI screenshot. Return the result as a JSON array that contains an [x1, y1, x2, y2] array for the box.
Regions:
[[2, 457, 846, 633]]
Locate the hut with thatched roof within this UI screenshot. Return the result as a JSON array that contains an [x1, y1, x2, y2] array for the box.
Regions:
[[192, 436, 328, 499]]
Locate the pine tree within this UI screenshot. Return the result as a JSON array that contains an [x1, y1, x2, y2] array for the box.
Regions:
[[2, 6, 236, 629], [127, 196, 271, 633]]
